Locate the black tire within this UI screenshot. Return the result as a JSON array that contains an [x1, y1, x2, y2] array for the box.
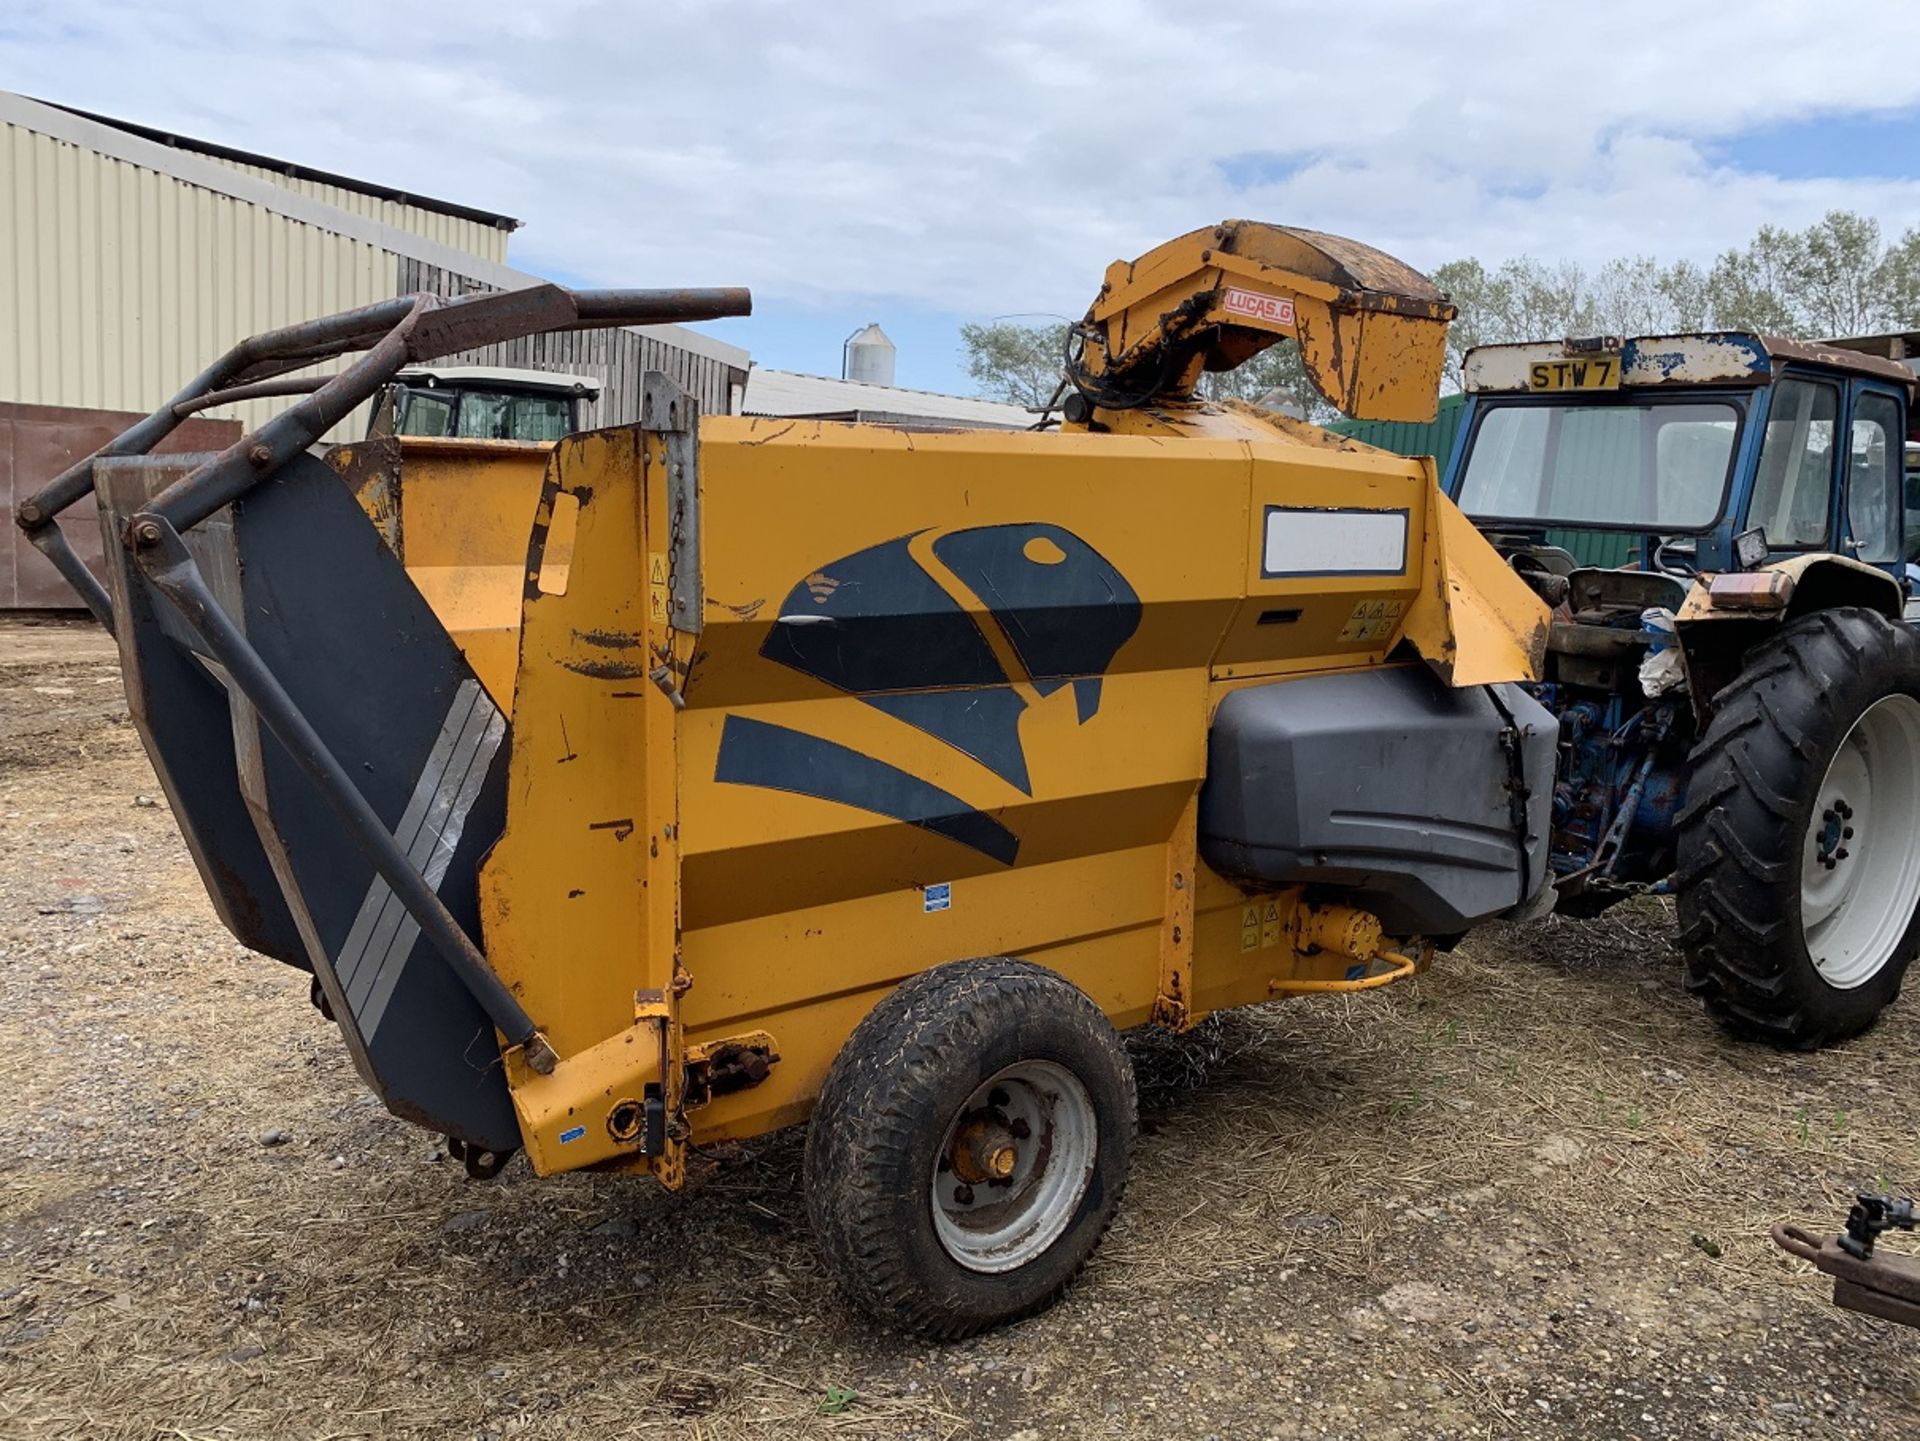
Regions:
[[803, 958, 1136, 1338], [1676, 606, 1920, 1048]]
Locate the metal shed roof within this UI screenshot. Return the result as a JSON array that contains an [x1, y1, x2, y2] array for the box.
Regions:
[[32, 96, 520, 231], [742, 369, 1032, 429]]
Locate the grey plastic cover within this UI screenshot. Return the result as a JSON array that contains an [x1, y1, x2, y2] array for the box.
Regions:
[[1200, 666, 1556, 935]]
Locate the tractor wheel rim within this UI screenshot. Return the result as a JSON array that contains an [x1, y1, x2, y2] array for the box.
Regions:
[[930, 1060, 1097, 1274], [1801, 693, 1920, 990]]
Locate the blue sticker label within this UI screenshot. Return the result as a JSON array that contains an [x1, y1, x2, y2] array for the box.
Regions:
[[924, 882, 951, 913], [559, 1125, 587, 1144], [1344, 963, 1367, 981]]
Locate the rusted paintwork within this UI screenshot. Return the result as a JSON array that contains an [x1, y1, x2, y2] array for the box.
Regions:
[[1070, 220, 1457, 424], [1464, 331, 1918, 392], [328, 439, 404, 556], [1775, 1218, 1920, 1328], [1677, 554, 1903, 625]]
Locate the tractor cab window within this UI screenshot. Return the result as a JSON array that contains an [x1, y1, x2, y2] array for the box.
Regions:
[[1847, 391, 1901, 564], [1749, 378, 1837, 549], [1906, 443, 1920, 563], [456, 390, 574, 443], [1455, 399, 1737, 532], [396, 389, 455, 438]]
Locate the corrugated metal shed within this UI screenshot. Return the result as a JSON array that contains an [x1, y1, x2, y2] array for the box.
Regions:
[[1, 91, 752, 607], [400, 260, 742, 422], [2, 101, 392, 431], [743, 369, 1030, 429], [1330, 395, 1634, 567], [33, 96, 519, 265], [0, 91, 750, 438], [211, 157, 512, 265]]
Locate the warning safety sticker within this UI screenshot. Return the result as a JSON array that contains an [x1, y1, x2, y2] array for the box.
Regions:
[[1337, 597, 1406, 644]]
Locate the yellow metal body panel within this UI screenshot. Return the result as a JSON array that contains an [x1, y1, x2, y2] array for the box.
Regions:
[[1401, 464, 1552, 686], [1080, 222, 1457, 422], [341, 436, 560, 708], [441, 406, 1546, 1179]]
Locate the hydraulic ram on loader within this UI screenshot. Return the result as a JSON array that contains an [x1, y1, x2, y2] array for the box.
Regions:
[[19, 226, 1558, 1336]]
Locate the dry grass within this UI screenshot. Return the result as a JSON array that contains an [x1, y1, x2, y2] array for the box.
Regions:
[[3, 617, 1919, 1439]]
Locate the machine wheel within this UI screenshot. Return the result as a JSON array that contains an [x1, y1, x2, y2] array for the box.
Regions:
[[803, 958, 1135, 1338], [1676, 607, 1920, 1048]]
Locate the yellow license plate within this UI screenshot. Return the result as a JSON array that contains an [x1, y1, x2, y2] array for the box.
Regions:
[[1528, 356, 1620, 391]]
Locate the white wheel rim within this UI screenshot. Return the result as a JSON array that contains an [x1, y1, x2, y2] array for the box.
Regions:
[[930, 1061, 1097, 1274], [1801, 693, 1920, 989]]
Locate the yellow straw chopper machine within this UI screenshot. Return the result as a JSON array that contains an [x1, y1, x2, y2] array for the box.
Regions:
[[15, 222, 1553, 1336]]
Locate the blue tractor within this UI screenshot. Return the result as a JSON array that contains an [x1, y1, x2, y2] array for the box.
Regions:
[[1443, 333, 1920, 1048]]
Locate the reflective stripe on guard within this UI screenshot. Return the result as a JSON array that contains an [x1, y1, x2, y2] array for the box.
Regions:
[[334, 680, 507, 1039]]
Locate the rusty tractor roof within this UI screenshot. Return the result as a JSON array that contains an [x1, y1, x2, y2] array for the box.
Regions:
[[1463, 332, 1916, 393]]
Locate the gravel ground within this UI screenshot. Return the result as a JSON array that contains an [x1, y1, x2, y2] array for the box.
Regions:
[[2, 614, 1918, 1439]]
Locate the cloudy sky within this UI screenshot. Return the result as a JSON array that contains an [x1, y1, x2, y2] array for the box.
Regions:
[[11, 1, 1920, 392]]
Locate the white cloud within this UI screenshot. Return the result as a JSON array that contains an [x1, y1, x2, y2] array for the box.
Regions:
[[11, 0, 1920, 319]]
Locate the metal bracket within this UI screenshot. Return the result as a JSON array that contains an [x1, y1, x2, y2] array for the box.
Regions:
[[633, 966, 692, 1188], [641, 373, 703, 635], [1776, 1216, 1920, 1328], [1152, 794, 1199, 1029], [684, 1030, 781, 1108]]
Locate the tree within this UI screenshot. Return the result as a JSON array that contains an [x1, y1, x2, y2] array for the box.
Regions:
[[1430, 209, 1920, 394], [958, 321, 1067, 409], [1875, 226, 1920, 329], [959, 319, 1332, 420], [1431, 256, 1598, 389], [970, 210, 1915, 418], [1789, 211, 1884, 335], [1656, 259, 1712, 332], [1707, 225, 1807, 333], [1196, 340, 1341, 422]]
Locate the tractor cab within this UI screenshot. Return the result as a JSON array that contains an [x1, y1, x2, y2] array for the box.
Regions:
[[1442, 333, 1916, 588], [368, 365, 601, 443]]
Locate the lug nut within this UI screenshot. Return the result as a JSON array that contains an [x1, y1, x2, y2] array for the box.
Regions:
[[1843, 827, 1855, 840], [954, 1184, 975, 1205], [1009, 1117, 1031, 1140], [988, 1087, 1010, 1109], [1836, 848, 1850, 861]]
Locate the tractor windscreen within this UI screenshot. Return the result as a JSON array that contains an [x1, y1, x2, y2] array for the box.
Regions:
[[1457, 398, 1740, 533]]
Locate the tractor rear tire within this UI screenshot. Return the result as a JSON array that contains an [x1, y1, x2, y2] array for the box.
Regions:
[[1676, 606, 1920, 1048], [803, 958, 1135, 1338]]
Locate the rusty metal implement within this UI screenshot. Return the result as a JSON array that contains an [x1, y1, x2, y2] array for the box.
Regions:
[[1774, 1195, 1920, 1328]]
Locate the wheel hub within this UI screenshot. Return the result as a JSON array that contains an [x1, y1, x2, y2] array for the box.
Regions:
[[947, 1106, 1025, 1186], [1814, 799, 1856, 870], [929, 1062, 1098, 1274]]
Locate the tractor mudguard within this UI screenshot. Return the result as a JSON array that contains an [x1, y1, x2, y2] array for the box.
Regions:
[[94, 452, 520, 1152]]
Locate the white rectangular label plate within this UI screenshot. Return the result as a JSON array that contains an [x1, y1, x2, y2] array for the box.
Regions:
[[1262, 507, 1409, 577]]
